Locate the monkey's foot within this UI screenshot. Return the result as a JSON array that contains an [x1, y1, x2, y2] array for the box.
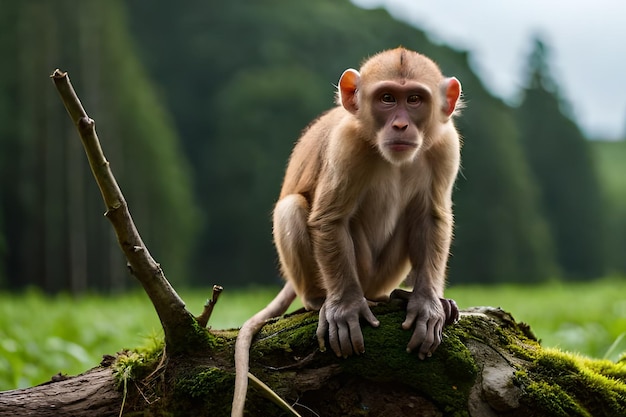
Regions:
[[389, 289, 459, 326], [440, 297, 459, 326]]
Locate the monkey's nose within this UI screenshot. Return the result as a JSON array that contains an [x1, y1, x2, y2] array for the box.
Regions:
[[393, 121, 409, 131]]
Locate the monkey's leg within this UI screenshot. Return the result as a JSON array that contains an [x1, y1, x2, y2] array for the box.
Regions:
[[273, 194, 325, 310], [350, 217, 412, 301]]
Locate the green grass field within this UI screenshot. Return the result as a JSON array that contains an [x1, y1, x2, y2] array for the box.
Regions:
[[1, 278, 625, 391]]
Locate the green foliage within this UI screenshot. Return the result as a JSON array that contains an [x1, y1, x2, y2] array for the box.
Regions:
[[516, 38, 607, 280], [0, 289, 163, 390], [0, 0, 199, 292], [1, 0, 623, 290]]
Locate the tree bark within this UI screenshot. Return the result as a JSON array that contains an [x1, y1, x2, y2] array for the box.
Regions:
[[0, 367, 121, 417]]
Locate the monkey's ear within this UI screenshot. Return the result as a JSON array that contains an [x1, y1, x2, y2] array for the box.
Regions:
[[338, 69, 360, 114], [441, 77, 462, 117]]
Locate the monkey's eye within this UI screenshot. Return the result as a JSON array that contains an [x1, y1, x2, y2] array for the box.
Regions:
[[381, 93, 396, 103], [407, 95, 422, 105]]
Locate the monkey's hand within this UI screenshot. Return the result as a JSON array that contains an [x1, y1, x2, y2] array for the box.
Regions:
[[316, 296, 380, 358], [401, 292, 447, 360]]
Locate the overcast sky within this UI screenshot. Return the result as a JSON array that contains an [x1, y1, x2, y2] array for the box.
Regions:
[[353, 0, 626, 140]]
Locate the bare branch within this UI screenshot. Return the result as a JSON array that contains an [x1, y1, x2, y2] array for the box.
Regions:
[[50, 69, 195, 349], [197, 285, 224, 328]]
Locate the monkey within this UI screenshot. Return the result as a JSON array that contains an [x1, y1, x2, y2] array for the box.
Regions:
[[232, 47, 462, 417]]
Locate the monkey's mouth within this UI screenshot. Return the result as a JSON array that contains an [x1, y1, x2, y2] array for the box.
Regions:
[[387, 140, 418, 152]]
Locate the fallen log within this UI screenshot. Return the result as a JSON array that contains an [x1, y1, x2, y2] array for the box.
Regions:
[[1, 304, 624, 417]]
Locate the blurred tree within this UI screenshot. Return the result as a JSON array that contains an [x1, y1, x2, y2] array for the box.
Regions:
[[517, 37, 607, 280], [451, 95, 558, 283], [205, 66, 330, 281], [127, 0, 558, 284], [0, 2, 12, 287], [0, 203, 5, 286], [0, 0, 199, 293], [591, 139, 626, 275]]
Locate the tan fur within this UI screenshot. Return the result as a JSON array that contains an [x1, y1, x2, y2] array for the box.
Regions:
[[232, 47, 462, 416]]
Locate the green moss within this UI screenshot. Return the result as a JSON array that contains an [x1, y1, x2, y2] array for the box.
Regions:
[[507, 342, 539, 361], [535, 348, 580, 377], [514, 347, 626, 416], [112, 336, 164, 389], [340, 309, 477, 416], [522, 378, 591, 417], [166, 316, 221, 356], [443, 308, 626, 416], [173, 366, 234, 416], [176, 367, 233, 399], [174, 366, 291, 417], [458, 309, 544, 366], [580, 355, 626, 381], [243, 305, 478, 416], [251, 311, 320, 359]]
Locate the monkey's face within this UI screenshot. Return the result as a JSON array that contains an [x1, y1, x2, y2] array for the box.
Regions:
[[337, 54, 461, 166], [368, 80, 433, 165]]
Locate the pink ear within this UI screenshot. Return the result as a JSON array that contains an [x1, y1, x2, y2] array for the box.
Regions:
[[339, 69, 360, 114], [442, 77, 462, 117]]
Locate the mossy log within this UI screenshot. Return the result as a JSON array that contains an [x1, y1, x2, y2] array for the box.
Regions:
[[1, 304, 625, 417]]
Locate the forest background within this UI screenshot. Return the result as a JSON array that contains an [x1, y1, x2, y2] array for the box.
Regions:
[[0, 0, 625, 390], [1, 0, 624, 291]]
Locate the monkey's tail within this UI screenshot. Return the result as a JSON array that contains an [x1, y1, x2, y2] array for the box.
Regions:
[[231, 283, 297, 417]]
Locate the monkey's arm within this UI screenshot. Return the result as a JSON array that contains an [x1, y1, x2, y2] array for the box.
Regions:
[[403, 141, 459, 359], [312, 221, 380, 358], [308, 172, 380, 358]]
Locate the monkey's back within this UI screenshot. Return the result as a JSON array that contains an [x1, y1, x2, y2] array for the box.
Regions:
[[278, 107, 348, 203]]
